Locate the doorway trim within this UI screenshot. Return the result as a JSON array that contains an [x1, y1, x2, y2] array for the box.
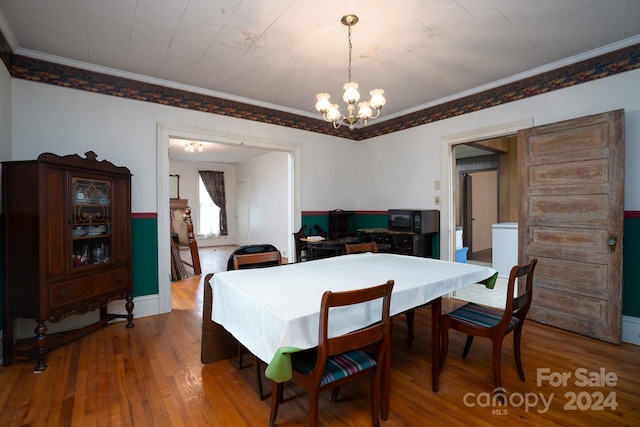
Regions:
[[157, 123, 302, 314], [439, 118, 532, 262]]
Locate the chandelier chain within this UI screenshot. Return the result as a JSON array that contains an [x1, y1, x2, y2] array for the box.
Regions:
[[347, 24, 353, 83]]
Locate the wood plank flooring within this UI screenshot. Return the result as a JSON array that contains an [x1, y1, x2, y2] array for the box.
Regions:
[[1, 245, 639, 426]]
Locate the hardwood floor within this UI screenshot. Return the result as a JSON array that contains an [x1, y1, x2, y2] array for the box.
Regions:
[[1, 246, 639, 426], [467, 248, 492, 264]]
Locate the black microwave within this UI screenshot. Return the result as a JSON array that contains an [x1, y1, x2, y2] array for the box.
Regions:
[[388, 209, 439, 234]]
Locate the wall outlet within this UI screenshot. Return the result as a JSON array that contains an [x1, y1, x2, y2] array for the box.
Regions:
[[435, 195, 440, 205]]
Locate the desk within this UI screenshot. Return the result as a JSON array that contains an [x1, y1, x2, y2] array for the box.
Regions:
[[302, 237, 358, 259], [210, 253, 496, 394]]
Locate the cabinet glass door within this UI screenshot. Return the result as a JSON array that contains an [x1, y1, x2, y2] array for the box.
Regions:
[[71, 177, 113, 269]]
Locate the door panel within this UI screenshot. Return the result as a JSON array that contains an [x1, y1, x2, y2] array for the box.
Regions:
[[470, 170, 497, 252], [518, 109, 624, 344]]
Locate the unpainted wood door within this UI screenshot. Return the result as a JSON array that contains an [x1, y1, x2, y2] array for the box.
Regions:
[[518, 109, 624, 344]]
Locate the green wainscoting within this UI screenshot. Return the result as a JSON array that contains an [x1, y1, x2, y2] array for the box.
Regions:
[[301, 212, 329, 236], [355, 211, 388, 229], [623, 215, 640, 317], [132, 215, 159, 297], [1, 213, 638, 331], [301, 210, 440, 259]]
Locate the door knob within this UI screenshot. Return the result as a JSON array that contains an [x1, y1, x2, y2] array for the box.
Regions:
[[607, 236, 617, 252]]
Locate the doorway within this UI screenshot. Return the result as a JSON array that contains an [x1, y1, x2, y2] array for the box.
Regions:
[[442, 119, 532, 309], [157, 123, 302, 314]]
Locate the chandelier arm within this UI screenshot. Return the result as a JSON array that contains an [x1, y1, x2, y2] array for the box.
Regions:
[[368, 108, 382, 119]]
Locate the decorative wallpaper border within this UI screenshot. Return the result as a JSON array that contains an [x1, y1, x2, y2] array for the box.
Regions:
[[1, 28, 638, 141]]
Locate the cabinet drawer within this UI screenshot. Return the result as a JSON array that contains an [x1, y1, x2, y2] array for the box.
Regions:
[[50, 268, 129, 307]]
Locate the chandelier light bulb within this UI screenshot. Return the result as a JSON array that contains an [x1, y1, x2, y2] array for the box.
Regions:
[[357, 101, 373, 119], [369, 89, 386, 109], [183, 141, 203, 153], [315, 93, 331, 112], [326, 104, 341, 122], [343, 82, 360, 104]]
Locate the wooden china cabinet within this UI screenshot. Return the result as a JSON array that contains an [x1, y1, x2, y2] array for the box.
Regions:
[[2, 151, 133, 372]]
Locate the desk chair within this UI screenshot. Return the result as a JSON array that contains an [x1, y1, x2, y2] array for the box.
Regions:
[[440, 259, 537, 395], [345, 241, 415, 349], [228, 244, 282, 400], [269, 280, 394, 427], [344, 241, 377, 254]]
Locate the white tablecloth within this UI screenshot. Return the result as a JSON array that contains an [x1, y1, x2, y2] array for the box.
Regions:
[[211, 253, 497, 366]]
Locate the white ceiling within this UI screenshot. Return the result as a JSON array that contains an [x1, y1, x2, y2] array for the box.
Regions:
[[168, 137, 272, 163], [2, 0, 640, 162]]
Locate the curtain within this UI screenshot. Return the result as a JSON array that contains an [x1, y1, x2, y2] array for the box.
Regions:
[[199, 170, 227, 236]]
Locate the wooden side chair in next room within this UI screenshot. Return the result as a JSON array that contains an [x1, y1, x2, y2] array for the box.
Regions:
[[269, 280, 394, 427], [440, 259, 538, 396]]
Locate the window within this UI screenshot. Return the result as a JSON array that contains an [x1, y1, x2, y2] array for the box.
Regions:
[[198, 176, 221, 236]]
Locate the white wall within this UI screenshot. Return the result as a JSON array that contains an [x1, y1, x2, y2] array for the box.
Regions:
[[358, 67, 640, 261], [169, 159, 238, 247], [7, 67, 640, 326], [169, 151, 291, 257], [236, 151, 290, 257], [10, 80, 357, 215], [9, 79, 355, 317], [0, 58, 10, 163]]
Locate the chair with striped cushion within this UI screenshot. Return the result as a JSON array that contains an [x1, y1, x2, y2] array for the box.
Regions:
[[269, 280, 394, 427], [440, 259, 537, 394]]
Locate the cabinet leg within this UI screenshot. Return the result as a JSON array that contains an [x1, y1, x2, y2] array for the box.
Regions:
[[125, 294, 134, 328], [34, 322, 48, 373]]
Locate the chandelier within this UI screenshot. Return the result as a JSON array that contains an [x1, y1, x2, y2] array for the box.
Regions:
[[315, 15, 386, 131], [184, 141, 203, 153]]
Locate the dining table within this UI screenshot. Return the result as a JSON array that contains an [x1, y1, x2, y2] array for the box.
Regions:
[[210, 252, 497, 417]]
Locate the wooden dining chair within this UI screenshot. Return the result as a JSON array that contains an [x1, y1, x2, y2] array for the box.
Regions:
[[269, 280, 394, 427], [440, 259, 538, 395], [344, 241, 378, 254], [233, 250, 282, 270], [230, 246, 282, 400], [345, 241, 416, 349]]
